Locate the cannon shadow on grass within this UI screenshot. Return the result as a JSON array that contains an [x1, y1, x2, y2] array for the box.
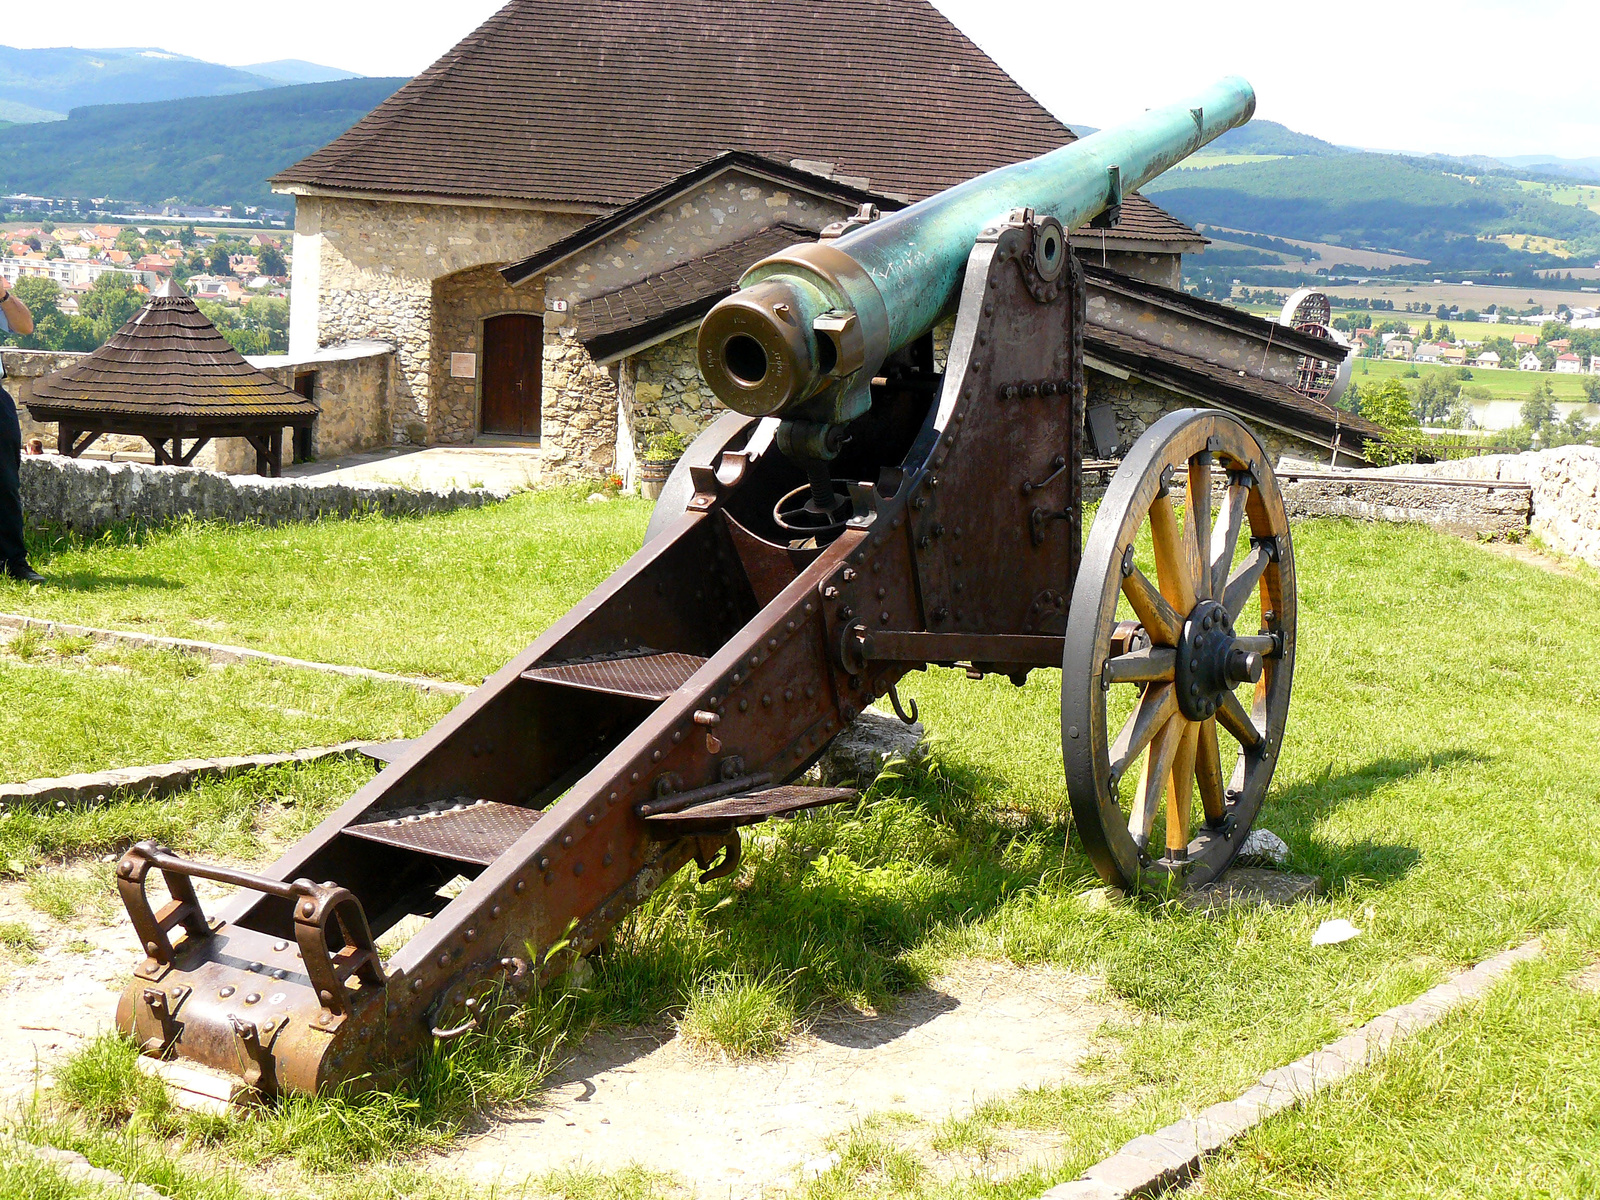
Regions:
[[1262, 749, 1488, 890]]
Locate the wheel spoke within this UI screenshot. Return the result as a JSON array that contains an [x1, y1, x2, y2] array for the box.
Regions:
[[1222, 543, 1270, 621], [1109, 682, 1179, 780], [1187, 455, 1212, 600], [1128, 714, 1185, 845], [1195, 716, 1225, 825], [1166, 720, 1199, 856], [1210, 482, 1249, 600], [1150, 489, 1198, 614], [1215, 688, 1264, 750], [1104, 646, 1176, 685], [1121, 564, 1182, 646]]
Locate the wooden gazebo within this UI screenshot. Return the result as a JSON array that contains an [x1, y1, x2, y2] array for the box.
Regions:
[[26, 280, 317, 476]]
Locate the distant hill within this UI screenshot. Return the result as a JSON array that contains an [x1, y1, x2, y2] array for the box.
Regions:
[[241, 60, 362, 85], [1207, 119, 1342, 157], [1146, 151, 1600, 270], [0, 77, 406, 209], [0, 45, 284, 120], [1499, 154, 1600, 184]]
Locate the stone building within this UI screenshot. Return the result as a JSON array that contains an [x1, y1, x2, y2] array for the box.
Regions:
[[271, 0, 1229, 483]]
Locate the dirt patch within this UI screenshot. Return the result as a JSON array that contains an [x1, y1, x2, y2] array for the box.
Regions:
[[439, 959, 1119, 1198], [1574, 962, 1600, 994], [1470, 538, 1581, 577], [0, 872, 235, 1106]]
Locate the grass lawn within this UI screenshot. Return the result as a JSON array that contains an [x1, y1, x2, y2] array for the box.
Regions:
[[0, 633, 456, 782], [1350, 356, 1597, 404], [9, 504, 1600, 1198], [1196, 952, 1599, 1198], [2, 488, 652, 684]]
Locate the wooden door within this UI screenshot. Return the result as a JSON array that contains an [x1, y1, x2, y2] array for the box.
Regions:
[[480, 313, 543, 437]]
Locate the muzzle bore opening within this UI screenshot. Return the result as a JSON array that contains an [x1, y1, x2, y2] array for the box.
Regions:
[[723, 335, 769, 387]]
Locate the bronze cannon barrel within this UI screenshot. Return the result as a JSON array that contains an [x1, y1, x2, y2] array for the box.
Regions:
[[697, 76, 1256, 429]]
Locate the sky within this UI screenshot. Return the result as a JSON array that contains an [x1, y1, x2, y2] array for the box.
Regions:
[[3, 0, 1596, 161]]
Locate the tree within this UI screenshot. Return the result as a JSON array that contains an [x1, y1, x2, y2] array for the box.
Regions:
[[257, 245, 287, 276], [178, 225, 196, 248], [114, 228, 143, 253], [1558, 409, 1593, 446], [1437, 324, 1454, 343], [1361, 379, 1418, 431], [79, 273, 142, 342], [1583, 374, 1600, 405], [209, 244, 232, 276], [1421, 321, 1434, 341], [1520, 381, 1557, 433]]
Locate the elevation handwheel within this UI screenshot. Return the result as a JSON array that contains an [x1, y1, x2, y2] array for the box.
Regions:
[[1062, 409, 1297, 891]]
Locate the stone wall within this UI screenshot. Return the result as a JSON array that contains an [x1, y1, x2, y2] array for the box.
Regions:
[[542, 334, 620, 480], [300, 194, 592, 445], [233, 341, 396, 474], [538, 167, 858, 482], [20, 455, 509, 533], [1280, 474, 1532, 539], [1345, 446, 1600, 566], [628, 330, 714, 447], [1086, 371, 1326, 466]]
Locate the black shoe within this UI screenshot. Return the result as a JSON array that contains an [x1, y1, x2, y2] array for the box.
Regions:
[[4, 560, 45, 583]]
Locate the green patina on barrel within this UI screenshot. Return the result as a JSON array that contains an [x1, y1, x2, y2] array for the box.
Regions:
[[698, 76, 1256, 430]]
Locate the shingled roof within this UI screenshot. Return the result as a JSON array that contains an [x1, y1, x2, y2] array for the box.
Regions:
[[274, 0, 1092, 208], [574, 221, 818, 362], [27, 281, 318, 421]]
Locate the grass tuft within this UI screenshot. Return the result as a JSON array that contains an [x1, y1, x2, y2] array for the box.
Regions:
[[55, 1034, 171, 1124], [678, 972, 797, 1057]]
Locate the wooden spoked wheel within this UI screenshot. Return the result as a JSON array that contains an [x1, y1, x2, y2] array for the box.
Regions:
[[1062, 409, 1296, 891]]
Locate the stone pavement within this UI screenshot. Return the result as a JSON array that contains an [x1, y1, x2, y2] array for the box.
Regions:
[[283, 443, 546, 494]]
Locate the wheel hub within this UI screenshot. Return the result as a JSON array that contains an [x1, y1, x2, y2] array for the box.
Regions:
[[1174, 599, 1260, 720]]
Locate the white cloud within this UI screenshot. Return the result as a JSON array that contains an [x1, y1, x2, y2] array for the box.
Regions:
[[4, 0, 1594, 159]]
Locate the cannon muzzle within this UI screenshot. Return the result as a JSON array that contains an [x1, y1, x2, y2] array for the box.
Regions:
[[698, 76, 1256, 433]]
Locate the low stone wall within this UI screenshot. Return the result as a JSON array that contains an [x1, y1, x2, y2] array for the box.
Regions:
[[1276, 446, 1600, 567], [1281, 473, 1532, 539], [1525, 447, 1600, 567], [20, 454, 510, 533]]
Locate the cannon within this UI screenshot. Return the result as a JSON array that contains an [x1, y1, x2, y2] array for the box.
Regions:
[[113, 76, 1298, 1102]]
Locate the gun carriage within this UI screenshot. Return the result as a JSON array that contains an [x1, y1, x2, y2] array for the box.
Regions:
[[113, 77, 1301, 1102]]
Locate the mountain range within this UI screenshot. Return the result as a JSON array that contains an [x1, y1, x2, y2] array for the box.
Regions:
[[0, 45, 360, 122], [0, 78, 405, 210]]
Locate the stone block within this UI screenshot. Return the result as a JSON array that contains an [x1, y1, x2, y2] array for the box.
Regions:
[[1083, 1151, 1172, 1194], [1038, 1179, 1123, 1200], [1181, 867, 1324, 910], [816, 710, 927, 786]]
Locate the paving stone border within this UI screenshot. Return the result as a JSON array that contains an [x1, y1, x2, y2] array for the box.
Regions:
[[1038, 938, 1543, 1199], [0, 612, 474, 696], [0, 741, 381, 810]]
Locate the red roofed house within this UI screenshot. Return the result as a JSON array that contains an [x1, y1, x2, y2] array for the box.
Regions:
[[270, 0, 1212, 476], [1512, 331, 1539, 348], [1555, 353, 1583, 374]]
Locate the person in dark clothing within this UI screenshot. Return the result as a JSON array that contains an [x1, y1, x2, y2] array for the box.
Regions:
[[0, 280, 45, 583]]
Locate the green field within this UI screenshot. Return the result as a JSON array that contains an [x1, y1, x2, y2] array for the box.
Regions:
[[1517, 179, 1600, 216], [1350, 357, 1597, 403], [1173, 152, 1287, 170]]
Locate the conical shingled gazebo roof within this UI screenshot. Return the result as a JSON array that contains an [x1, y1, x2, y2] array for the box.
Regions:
[[29, 280, 317, 421]]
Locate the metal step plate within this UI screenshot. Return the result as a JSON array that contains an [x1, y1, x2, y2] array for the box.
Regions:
[[520, 651, 708, 702], [641, 785, 857, 833], [344, 799, 543, 866]]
